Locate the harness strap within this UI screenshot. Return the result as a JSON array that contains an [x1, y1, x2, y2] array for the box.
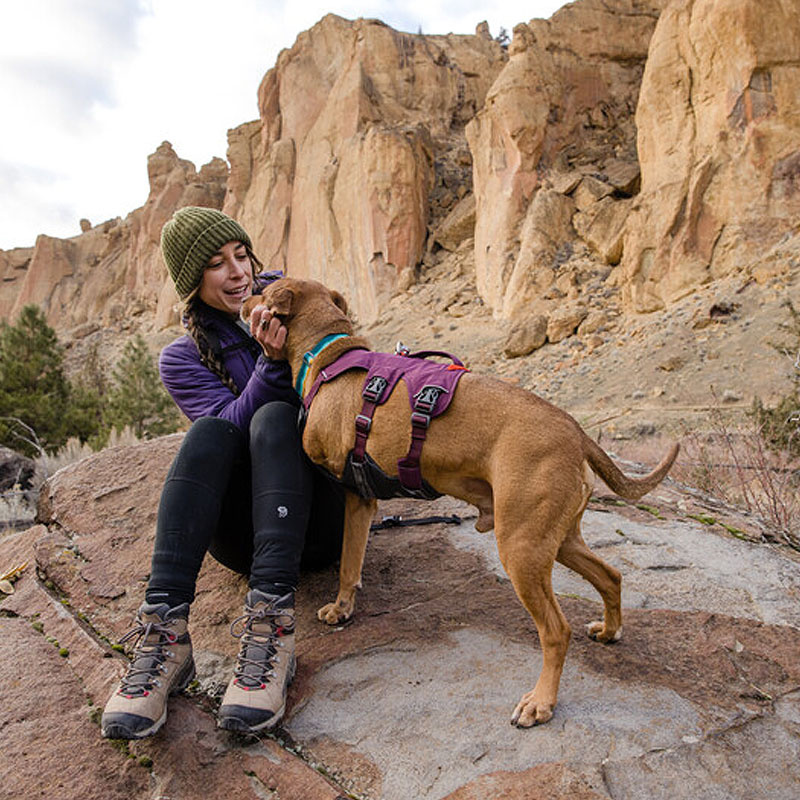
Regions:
[[303, 348, 371, 410], [351, 373, 392, 464], [396, 410, 430, 490], [353, 399, 378, 463]]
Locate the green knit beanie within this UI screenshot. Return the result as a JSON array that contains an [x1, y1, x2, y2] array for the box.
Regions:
[[161, 206, 253, 299]]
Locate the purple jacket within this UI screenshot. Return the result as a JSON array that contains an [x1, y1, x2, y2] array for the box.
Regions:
[[159, 273, 297, 430]]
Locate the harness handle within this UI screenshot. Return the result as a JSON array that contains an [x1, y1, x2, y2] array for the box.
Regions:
[[405, 350, 465, 367], [395, 341, 464, 367]]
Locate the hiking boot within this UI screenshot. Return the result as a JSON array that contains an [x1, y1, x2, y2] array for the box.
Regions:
[[101, 602, 195, 740], [217, 590, 296, 733]]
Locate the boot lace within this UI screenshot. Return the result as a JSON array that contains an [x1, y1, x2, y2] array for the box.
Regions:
[[230, 605, 293, 690], [117, 619, 178, 697]]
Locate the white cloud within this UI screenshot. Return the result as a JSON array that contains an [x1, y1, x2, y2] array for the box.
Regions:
[[0, 0, 565, 250]]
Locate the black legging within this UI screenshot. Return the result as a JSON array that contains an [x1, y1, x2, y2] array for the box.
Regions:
[[145, 401, 345, 608]]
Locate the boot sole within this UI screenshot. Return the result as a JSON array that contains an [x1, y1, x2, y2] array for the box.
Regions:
[[217, 656, 295, 733], [101, 658, 196, 740]]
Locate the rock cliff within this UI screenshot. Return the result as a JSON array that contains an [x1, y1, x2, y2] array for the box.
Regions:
[[621, 0, 800, 311], [1, 0, 797, 334], [467, 0, 668, 318], [224, 14, 506, 323]]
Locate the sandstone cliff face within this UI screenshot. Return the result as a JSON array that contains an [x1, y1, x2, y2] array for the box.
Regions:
[[224, 14, 506, 323], [620, 0, 800, 311], [466, 0, 667, 319], [0, 143, 227, 332], [0, 245, 34, 320], [1, 0, 798, 338]]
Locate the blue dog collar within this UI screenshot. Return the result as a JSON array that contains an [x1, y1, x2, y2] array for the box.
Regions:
[[295, 333, 349, 398]]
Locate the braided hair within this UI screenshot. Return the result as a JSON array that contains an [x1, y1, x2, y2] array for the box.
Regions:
[[182, 243, 264, 397]]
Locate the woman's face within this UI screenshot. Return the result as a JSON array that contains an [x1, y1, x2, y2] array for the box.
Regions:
[[199, 240, 253, 314]]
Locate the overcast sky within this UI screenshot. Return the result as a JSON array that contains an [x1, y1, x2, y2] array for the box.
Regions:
[[0, 0, 566, 251]]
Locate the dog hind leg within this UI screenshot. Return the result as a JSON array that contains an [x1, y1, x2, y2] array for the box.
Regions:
[[496, 523, 572, 727], [557, 524, 622, 643]]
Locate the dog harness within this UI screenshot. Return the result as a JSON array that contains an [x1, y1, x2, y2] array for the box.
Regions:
[[300, 343, 469, 500]]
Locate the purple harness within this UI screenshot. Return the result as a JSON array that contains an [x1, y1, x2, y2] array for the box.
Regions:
[[302, 346, 469, 500]]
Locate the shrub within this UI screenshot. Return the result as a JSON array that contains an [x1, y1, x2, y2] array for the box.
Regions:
[[749, 300, 800, 458]]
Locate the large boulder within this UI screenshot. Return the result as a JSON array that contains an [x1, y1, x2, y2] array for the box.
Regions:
[[3, 432, 800, 797], [0, 446, 35, 491]]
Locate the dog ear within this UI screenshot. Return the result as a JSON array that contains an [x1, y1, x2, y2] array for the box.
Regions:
[[240, 295, 259, 322], [330, 289, 348, 315], [269, 286, 295, 318]]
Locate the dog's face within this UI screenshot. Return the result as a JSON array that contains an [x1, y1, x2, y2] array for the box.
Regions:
[[241, 277, 351, 341]]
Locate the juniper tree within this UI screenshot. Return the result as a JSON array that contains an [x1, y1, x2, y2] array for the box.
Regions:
[[105, 334, 180, 439], [0, 305, 72, 456]]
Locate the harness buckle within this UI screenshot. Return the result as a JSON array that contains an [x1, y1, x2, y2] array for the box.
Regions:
[[355, 414, 372, 434], [410, 411, 431, 429], [414, 385, 445, 414], [362, 375, 388, 403]]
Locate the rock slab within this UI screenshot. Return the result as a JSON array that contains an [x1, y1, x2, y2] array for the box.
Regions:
[[2, 437, 800, 798]]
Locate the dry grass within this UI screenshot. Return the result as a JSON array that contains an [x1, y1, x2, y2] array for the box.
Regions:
[[678, 426, 799, 548], [0, 486, 36, 531], [36, 438, 95, 478], [605, 419, 800, 550], [36, 426, 143, 479]]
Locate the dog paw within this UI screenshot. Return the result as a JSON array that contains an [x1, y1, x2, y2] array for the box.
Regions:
[[317, 601, 352, 625], [510, 693, 554, 727], [586, 621, 622, 643]]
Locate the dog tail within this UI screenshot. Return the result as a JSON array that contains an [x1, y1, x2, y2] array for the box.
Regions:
[[583, 436, 680, 501]]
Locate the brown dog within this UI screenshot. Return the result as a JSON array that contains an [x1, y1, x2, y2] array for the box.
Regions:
[[242, 278, 679, 727]]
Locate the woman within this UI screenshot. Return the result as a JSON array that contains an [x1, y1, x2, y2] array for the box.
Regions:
[[101, 206, 344, 739]]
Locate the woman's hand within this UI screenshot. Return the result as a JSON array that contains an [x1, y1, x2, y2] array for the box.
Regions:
[[249, 304, 288, 361]]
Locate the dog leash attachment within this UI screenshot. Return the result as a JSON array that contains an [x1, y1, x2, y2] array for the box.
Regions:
[[395, 341, 467, 368], [370, 514, 462, 532]]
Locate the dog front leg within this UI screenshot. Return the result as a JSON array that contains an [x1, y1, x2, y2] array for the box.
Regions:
[[318, 491, 377, 625]]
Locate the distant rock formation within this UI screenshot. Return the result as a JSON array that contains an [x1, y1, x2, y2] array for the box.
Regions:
[[1, 0, 798, 333], [0, 143, 227, 332], [0, 245, 34, 320], [467, 0, 668, 319]]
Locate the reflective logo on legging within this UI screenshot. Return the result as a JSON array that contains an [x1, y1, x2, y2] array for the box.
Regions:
[[276, 505, 289, 518]]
